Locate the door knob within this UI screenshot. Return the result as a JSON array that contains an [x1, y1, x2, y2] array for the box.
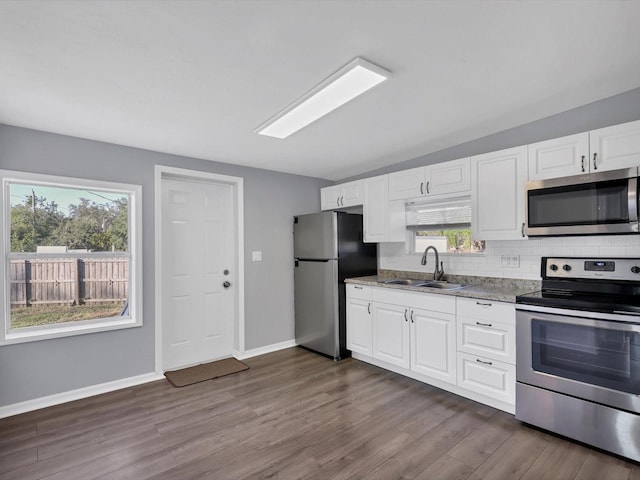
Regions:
[[223, 281, 231, 289]]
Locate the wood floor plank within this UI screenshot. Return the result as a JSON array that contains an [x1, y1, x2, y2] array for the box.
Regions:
[[1, 347, 638, 480], [519, 435, 589, 480], [465, 427, 551, 480]]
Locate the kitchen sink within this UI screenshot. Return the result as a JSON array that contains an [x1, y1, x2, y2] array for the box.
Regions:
[[382, 279, 467, 290], [421, 281, 467, 290], [383, 279, 431, 286]]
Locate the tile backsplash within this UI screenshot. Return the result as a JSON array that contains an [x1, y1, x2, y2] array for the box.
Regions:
[[379, 235, 640, 280]]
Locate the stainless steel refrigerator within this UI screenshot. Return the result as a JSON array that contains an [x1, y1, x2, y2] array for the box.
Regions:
[[294, 211, 377, 360]]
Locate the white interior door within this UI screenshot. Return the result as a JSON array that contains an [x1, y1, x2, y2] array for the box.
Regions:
[[161, 177, 235, 370]]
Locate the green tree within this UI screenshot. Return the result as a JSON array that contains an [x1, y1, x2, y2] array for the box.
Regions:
[[10, 195, 64, 252]]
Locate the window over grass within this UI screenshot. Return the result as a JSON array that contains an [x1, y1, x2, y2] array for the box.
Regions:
[[407, 198, 485, 254], [1, 170, 142, 344]]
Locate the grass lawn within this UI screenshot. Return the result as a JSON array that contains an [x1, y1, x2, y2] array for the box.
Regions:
[[11, 303, 124, 328]]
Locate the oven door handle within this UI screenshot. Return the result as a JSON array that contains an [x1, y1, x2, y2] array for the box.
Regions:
[[516, 308, 640, 333]]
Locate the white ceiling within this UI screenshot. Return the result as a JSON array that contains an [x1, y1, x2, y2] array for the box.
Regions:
[[1, 1, 640, 181]]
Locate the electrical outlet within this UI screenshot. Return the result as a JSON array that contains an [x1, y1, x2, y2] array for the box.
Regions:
[[501, 255, 520, 267], [252, 251, 262, 262]]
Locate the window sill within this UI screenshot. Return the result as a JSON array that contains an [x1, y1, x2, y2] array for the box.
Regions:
[[1, 317, 142, 346]]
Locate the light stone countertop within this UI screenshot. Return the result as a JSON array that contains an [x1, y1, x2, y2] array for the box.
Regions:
[[345, 270, 540, 304]]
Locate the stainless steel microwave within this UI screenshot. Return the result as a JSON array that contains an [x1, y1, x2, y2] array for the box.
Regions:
[[524, 167, 639, 236]]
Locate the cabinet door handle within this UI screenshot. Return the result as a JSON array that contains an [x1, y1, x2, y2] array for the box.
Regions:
[[340, 196, 344, 206], [426, 181, 430, 194], [593, 152, 598, 170], [476, 301, 492, 307], [410, 310, 415, 323], [420, 182, 424, 195], [521, 222, 525, 237], [367, 302, 371, 314], [581, 155, 585, 172], [476, 321, 492, 327], [404, 309, 408, 322], [336, 197, 340, 207], [476, 358, 493, 366]]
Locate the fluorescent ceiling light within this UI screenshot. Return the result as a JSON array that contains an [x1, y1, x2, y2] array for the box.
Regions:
[[255, 57, 390, 139]]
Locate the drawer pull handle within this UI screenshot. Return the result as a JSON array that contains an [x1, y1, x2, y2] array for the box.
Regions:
[[354, 286, 363, 289], [476, 359, 493, 366], [476, 301, 492, 307], [476, 321, 492, 327]]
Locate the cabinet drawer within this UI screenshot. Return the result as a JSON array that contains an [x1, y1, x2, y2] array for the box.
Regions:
[[346, 284, 372, 301], [457, 316, 515, 364], [457, 352, 515, 405], [456, 297, 515, 326], [372, 287, 455, 314]]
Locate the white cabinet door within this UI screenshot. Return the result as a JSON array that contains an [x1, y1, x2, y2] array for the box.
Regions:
[[388, 167, 427, 200], [457, 352, 515, 405], [372, 303, 410, 369], [363, 175, 405, 243], [471, 145, 528, 240], [387, 159, 471, 201], [410, 308, 456, 385], [320, 185, 342, 211], [528, 133, 590, 180], [427, 157, 471, 197], [590, 119, 640, 173], [347, 297, 372, 356], [340, 180, 363, 208]]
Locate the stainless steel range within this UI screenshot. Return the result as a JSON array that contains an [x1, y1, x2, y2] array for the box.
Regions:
[[516, 257, 640, 462]]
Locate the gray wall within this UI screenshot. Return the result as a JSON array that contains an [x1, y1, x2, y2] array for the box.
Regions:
[[339, 87, 640, 182], [0, 124, 330, 407]]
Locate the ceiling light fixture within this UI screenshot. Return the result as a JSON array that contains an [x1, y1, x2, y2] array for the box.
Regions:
[[255, 57, 390, 139]]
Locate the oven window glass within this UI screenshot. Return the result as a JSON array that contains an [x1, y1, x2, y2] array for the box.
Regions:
[[531, 320, 640, 394], [528, 179, 630, 227]]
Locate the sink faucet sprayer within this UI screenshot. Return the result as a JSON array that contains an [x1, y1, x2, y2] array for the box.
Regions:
[[421, 245, 445, 281]]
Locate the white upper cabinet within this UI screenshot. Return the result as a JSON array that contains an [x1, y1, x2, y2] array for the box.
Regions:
[[320, 180, 363, 210], [363, 175, 405, 243], [320, 185, 342, 210], [388, 158, 471, 201], [590, 119, 640, 173], [388, 166, 426, 200], [528, 133, 590, 181], [428, 158, 471, 197], [471, 145, 528, 240], [528, 120, 640, 181]]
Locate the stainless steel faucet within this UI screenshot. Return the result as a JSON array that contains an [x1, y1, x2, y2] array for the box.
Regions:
[[421, 245, 445, 281]]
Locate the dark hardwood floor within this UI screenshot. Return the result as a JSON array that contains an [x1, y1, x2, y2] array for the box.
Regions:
[[1, 347, 638, 479]]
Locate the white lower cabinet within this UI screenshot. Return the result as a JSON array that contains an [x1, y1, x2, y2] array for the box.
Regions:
[[346, 285, 373, 356], [410, 308, 456, 384], [457, 352, 515, 405], [372, 302, 410, 369], [347, 285, 516, 413]]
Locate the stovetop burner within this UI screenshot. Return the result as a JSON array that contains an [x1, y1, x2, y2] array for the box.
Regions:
[[516, 256, 640, 316]]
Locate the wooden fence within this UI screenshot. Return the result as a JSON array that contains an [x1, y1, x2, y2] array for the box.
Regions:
[[10, 257, 128, 309]]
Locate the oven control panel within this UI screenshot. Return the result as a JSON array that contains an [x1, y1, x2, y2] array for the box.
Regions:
[[544, 257, 640, 281]]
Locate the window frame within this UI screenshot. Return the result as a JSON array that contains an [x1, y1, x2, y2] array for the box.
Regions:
[[1, 169, 143, 345], [406, 196, 485, 255]]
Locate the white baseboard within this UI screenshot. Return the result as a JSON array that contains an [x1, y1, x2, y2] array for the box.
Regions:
[[0, 371, 165, 420], [235, 339, 297, 360]]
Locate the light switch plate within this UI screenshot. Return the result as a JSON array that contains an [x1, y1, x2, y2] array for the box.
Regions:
[[252, 251, 262, 262]]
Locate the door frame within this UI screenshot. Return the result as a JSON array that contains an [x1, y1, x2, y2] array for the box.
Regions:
[[154, 165, 245, 373]]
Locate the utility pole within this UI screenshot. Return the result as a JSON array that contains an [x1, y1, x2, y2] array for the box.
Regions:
[[32, 189, 36, 249]]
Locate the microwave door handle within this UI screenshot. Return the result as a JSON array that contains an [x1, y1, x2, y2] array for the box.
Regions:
[[629, 177, 638, 223]]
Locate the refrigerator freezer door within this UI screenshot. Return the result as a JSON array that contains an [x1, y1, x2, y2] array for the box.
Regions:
[[294, 212, 338, 260], [294, 259, 339, 358]]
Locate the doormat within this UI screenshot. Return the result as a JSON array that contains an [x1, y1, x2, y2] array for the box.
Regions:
[[164, 357, 249, 388]]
